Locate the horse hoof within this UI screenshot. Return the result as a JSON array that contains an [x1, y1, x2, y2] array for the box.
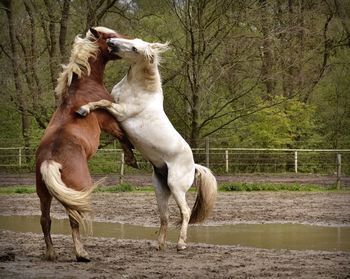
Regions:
[[177, 243, 187, 251], [75, 108, 88, 117], [76, 255, 91, 262], [44, 252, 57, 261], [126, 160, 139, 169], [158, 244, 166, 251]]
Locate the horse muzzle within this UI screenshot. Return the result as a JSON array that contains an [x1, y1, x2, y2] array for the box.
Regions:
[[107, 39, 120, 53]]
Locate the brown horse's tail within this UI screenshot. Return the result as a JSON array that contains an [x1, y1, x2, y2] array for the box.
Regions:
[[40, 160, 94, 233], [189, 164, 217, 224]]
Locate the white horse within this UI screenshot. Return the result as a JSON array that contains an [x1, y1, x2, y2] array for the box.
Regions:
[[77, 38, 217, 251]]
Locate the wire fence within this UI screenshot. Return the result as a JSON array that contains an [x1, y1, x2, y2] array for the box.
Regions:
[[0, 147, 349, 177]]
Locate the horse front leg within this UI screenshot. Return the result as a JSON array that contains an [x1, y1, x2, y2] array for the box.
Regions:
[[76, 99, 124, 119], [120, 140, 138, 168]]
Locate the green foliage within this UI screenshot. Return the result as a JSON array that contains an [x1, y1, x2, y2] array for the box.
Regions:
[[226, 97, 317, 148], [0, 104, 22, 146], [312, 49, 350, 148], [1, 0, 349, 158]]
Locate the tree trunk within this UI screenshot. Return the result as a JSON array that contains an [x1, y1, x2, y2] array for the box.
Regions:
[[59, 0, 70, 62], [43, 0, 60, 104], [259, 0, 275, 97], [22, 2, 49, 129], [3, 0, 31, 161]]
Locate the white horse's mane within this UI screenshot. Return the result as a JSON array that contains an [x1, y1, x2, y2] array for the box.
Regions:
[[143, 42, 170, 65], [131, 41, 170, 92]]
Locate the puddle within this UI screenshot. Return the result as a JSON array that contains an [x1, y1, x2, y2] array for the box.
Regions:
[[0, 215, 349, 252]]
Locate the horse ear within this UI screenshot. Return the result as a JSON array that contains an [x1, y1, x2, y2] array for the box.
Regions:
[[150, 42, 170, 53], [89, 27, 100, 40], [149, 55, 154, 64]]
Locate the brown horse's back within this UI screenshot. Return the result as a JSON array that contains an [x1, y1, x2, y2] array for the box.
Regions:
[[36, 106, 102, 191]]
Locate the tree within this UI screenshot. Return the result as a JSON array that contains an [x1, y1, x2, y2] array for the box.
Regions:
[[0, 0, 349, 151], [1, 0, 31, 158]]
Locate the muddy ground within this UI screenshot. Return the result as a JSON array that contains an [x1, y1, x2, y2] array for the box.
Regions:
[[1, 173, 350, 187], [1, 190, 350, 278]]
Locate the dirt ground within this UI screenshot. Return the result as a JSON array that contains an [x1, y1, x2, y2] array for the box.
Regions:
[[1, 173, 350, 187], [1, 190, 350, 278]]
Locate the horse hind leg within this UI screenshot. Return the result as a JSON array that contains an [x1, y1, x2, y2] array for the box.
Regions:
[[171, 190, 191, 251], [70, 217, 90, 262], [167, 168, 193, 251], [153, 168, 171, 251], [39, 193, 56, 261]]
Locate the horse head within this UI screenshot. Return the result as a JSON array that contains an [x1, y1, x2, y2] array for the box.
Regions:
[[87, 27, 124, 62], [106, 38, 169, 65], [56, 26, 126, 100]]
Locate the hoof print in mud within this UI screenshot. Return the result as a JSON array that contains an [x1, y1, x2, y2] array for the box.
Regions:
[[0, 252, 15, 262], [76, 256, 91, 263]]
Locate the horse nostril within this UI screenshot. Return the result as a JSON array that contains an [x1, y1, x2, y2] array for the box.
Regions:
[[107, 40, 119, 52], [107, 39, 114, 47]]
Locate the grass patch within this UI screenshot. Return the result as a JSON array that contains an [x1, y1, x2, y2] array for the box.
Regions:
[[0, 182, 347, 195], [218, 182, 334, 192], [0, 184, 153, 194], [0, 186, 36, 194], [94, 183, 134, 193], [94, 183, 156, 193]]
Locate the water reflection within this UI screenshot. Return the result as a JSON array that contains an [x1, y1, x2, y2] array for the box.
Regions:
[[0, 215, 349, 252]]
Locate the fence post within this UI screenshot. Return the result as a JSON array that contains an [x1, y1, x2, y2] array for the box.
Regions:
[[294, 151, 298, 173], [19, 147, 22, 167], [120, 152, 125, 184], [336, 153, 341, 190], [205, 137, 209, 168], [225, 150, 229, 173]]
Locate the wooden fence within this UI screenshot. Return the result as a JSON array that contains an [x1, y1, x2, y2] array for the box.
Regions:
[[0, 147, 349, 177]]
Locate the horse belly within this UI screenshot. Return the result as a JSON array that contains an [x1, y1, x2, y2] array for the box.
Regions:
[[122, 118, 189, 167]]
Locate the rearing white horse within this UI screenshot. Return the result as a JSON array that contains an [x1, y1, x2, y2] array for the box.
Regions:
[[77, 38, 217, 251]]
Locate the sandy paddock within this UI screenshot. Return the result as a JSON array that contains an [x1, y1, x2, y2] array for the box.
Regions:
[[0, 191, 349, 278]]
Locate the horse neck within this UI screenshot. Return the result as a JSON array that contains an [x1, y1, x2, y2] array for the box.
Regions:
[[60, 57, 108, 107], [128, 60, 162, 93], [74, 57, 108, 96], [87, 57, 106, 85]]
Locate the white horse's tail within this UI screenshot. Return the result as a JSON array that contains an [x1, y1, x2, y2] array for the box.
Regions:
[[189, 164, 217, 224], [40, 160, 94, 233]]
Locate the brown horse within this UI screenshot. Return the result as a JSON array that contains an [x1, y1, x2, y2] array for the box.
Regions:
[[36, 27, 136, 262]]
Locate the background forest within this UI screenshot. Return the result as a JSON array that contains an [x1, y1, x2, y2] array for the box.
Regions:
[[0, 0, 349, 152]]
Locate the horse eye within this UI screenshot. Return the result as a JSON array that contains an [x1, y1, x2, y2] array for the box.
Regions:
[[132, 47, 138, 52]]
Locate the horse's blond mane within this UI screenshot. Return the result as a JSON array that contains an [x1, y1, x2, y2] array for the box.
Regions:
[[130, 40, 170, 92], [144, 42, 170, 65], [55, 27, 116, 100]]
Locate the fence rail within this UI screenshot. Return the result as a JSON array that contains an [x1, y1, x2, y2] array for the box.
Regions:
[[0, 147, 349, 179]]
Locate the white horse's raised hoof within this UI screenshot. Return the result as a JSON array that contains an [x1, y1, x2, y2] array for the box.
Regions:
[[76, 106, 90, 117]]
